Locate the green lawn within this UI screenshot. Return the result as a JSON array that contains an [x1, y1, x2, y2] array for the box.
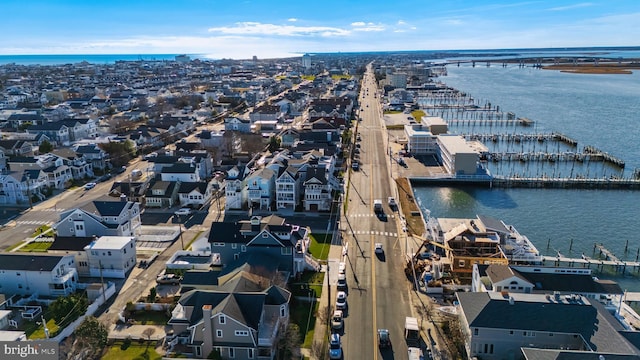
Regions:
[[4, 241, 25, 252], [290, 272, 325, 298], [24, 318, 59, 340], [411, 109, 426, 122], [31, 224, 53, 237], [384, 110, 402, 114], [290, 298, 319, 348], [101, 342, 163, 360], [128, 311, 170, 325], [308, 234, 331, 260], [20, 241, 53, 252]]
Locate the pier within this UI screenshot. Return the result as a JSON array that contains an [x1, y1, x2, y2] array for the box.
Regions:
[[491, 176, 640, 189], [583, 145, 625, 168], [539, 243, 640, 274], [463, 132, 577, 145]]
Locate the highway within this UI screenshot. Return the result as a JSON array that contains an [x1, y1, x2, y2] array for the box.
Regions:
[[340, 65, 415, 360]]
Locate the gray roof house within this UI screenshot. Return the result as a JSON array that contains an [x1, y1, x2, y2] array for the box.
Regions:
[[456, 291, 640, 360], [167, 266, 291, 360], [207, 215, 311, 277], [0, 253, 78, 297], [54, 197, 141, 237]]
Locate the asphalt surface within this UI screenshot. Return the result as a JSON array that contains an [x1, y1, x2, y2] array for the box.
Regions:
[[339, 67, 416, 360]]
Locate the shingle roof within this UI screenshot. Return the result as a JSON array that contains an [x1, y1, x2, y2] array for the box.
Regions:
[[81, 198, 130, 217], [0, 254, 66, 271], [49, 236, 94, 251]]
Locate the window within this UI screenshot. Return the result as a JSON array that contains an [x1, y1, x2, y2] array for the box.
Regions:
[[474, 328, 478, 336], [241, 245, 247, 252], [458, 260, 465, 268], [280, 305, 286, 317], [108, 251, 112, 256], [234, 254, 239, 260], [229, 348, 234, 358], [216, 330, 223, 337], [281, 247, 292, 255], [235, 330, 249, 336], [219, 315, 226, 324], [231, 244, 237, 249], [248, 349, 254, 359]]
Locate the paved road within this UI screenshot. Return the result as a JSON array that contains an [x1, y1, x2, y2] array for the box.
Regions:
[[340, 66, 415, 360]]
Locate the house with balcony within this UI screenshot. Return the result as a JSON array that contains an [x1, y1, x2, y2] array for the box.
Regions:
[[224, 167, 245, 211], [60, 118, 98, 140], [51, 149, 93, 180], [275, 167, 300, 210], [84, 236, 137, 279], [0, 173, 28, 205], [207, 215, 311, 277], [0, 254, 77, 297], [302, 166, 332, 212], [54, 197, 141, 237], [243, 168, 275, 211], [167, 267, 291, 359], [74, 144, 108, 170]]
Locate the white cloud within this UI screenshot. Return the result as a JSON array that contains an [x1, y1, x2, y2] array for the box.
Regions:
[[397, 20, 407, 25], [351, 22, 385, 32], [208, 22, 350, 37], [288, 18, 298, 22], [547, 2, 593, 11]]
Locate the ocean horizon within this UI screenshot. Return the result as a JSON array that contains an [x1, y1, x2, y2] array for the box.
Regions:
[[2, 46, 640, 66]]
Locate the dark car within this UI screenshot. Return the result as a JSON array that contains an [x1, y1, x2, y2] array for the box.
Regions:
[[378, 328, 391, 348], [114, 166, 126, 174]]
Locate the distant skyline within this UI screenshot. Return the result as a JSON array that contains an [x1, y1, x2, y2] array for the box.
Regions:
[[2, 0, 639, 60]]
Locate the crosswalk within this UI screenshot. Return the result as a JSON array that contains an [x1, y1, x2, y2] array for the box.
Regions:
[[39, 208, 66, 212], [350, 213, 396, 219], [351, 230, 398, 237], [16, 220, 54, 226]]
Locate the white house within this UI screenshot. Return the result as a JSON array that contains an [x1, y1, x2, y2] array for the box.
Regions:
[[84, 236, 137, 278], [55, 198, 141, 238], [0, 254, 77, 297], [243, 167, 275, 210]]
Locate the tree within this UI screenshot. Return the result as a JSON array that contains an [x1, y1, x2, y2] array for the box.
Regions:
[[99, 140, 136, 167], [39, 139, 54, 153], [277, 323, 301, 359], [48, 293, 88, 324], [70, 316, 108, 359], [267, 136, 281, 153], [147, 287, 157, 303], [142, 327, 156, 341], [310, 340, 327, 360]]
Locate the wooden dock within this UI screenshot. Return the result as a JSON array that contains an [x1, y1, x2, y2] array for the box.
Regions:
[[539, 244, 640, 274]]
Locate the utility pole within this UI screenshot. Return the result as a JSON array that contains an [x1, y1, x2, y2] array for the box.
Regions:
[[26, 173, 32, 209], [178, 215, 185, 250]]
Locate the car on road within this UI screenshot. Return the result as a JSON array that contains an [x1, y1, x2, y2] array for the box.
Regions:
[[97, 173, 112, 182], [174, 208, 193, 216], [84, 182, 97, 190], [336, 291, 347, 310], [378, 328, 392, 349], [331, 310, 344, 331], [351, 162, 359, 171], [388, 197, 397, 209], [114, 165, 126, 174], [329, 333, 343, 359], [375, 243, 384, 255]]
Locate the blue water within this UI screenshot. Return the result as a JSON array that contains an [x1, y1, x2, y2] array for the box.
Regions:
[[414, 64, 640, 291]]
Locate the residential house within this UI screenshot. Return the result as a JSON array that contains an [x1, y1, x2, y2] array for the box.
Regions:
[[198, 130, 224, 149], [249, 105, 282, 124], [224, 117, 251, 133], [160, 162, 201, 182], [0, 253, 77, 297], [0, 173, 27, 205], [275, 167, 299, 210], [59, 118, 98, 140], [108, 182, 147, 204], [84, 236, 137, 278], [6, 113, 47, 129], [456, 291, 640, 360], [167, 268, 291, 359], [243, 168, 275, 210], [145, 179, 179, 208], [224, 167, 245, 210], [279, 129, 299, 148], [0, 140, 34, 156], [25, 122, 71, 146], [178, 181, 215, 209], [302, 166, 332, 212], [51, 148, 93, 180], [207, 215, 310, 277], [74, 144, 108, 170], [54, 197, 141, 237]]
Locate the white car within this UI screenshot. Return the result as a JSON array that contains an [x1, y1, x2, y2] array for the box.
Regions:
[[336, 291, 347, 310], [84, 182, 97, 190], [375, 243, 384, 254], [174, 208, 193, 216], [337, 273, 347, 290], [331, 310, 344, 330], [338, 262, 346, 274]]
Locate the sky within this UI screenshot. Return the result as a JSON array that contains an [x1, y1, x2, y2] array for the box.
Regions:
[[2, 0, 639, 59]]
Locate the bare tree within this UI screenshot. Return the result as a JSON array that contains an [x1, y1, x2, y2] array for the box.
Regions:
[[310, 340, 327, 360], [142, 327, 157, 341]]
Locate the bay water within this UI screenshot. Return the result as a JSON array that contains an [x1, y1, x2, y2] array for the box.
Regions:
[[414, 64, 640, 290]]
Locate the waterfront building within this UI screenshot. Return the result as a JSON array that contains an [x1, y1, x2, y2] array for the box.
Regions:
[[437, 134, 479, 176], [457, 291, 640, 360], [404, 124, 438, 155]]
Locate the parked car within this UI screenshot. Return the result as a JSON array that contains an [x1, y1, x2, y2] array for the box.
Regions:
[[338, 262, 346, 274], [337, 273, 347, 290], [329, 333, 343, 359], [336, 291, 347, 310], [388, 197, 397, 209], [174, 208, 193, 216], [378, 328, 391, 348], [97, 173, 112, 182], [156, 273, 181, 285], [331, 310, 344, 331], [114, 165, 126, 174], [84, 182, 96, 190]]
